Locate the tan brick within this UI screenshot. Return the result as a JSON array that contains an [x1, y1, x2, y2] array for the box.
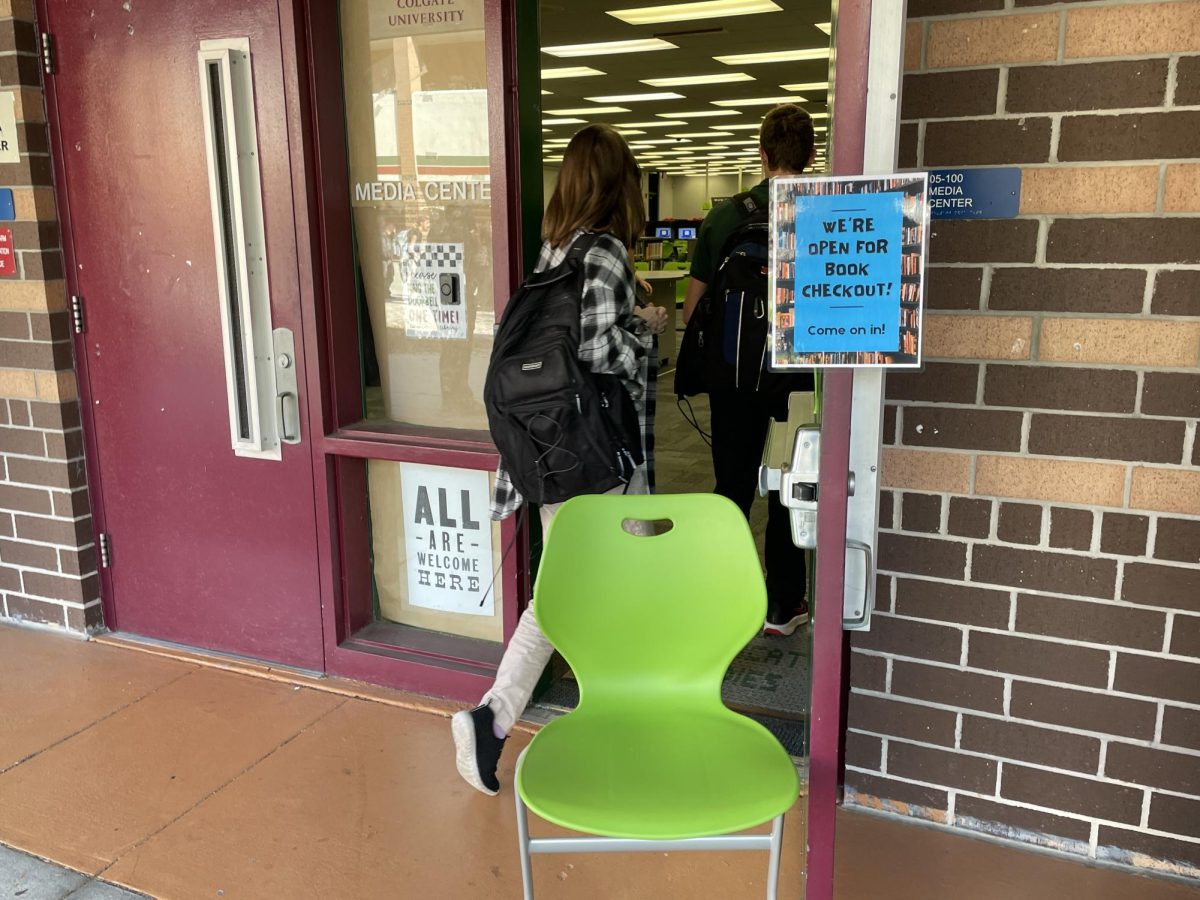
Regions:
[[1039, 319, 1200, 368], [35, 370, 77, 403], [1065, 1, 1200, 59], [976, 456, 1126, 507], [1164, 164, 1200, 213], [0, 368, 38, 399], [11, 87, 45, 124], [928, 14, 1059, 69], [9, 187, 56, 221], [0, 0, 36, 21], [1130, 467, 1200, 515], [925, 315, 1033, 360], [1020, 166, 1159, 215], [905, 22, 923, 72], [881, 448, 971, 494], [0, 281, 68, 313]]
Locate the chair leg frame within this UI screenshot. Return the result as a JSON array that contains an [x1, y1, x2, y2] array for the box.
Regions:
[[514, 753, 788, 899]]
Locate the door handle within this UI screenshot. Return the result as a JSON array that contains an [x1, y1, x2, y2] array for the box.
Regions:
[[277, 391, 299, 444], [842, 539, 874, 630]]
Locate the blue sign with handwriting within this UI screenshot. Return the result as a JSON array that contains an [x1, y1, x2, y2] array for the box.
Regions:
[[0, 189, 13, 221], [927, 168, 1020, 219], [792, 191, 902, 354]]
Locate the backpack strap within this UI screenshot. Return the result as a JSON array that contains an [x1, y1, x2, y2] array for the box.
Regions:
[[567, 230, 605, 264], [731, 190, 760, 220]]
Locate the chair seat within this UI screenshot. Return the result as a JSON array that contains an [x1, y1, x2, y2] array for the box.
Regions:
[[517, 706, 800, 841]]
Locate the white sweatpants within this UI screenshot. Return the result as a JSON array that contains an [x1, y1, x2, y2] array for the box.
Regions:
[[481, 468, 648, 734]]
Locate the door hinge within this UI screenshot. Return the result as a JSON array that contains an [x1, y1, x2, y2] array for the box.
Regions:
[[40, 32, 54, 76], [70, 294, 85, 333], [98, 533, 112, 569]]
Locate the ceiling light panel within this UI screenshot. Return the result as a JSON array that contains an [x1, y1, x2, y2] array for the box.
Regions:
[[542, 117, 587, 125], [779, 81, 828, 92], [541, 66, 606, 79], [640, 72, 755, 87], [607, 0, 781, 25], [815, 22, 831, 34], [722, 123, 763, 130], [544, 107, 631, 115], [543, 38, 677, 58], [714, 48, 828, 65], [615, 120, 688, 128], [658, 109, 740, 118], [670, 131, 732, 138], [585, 92, 685, 102], [713, 95, 806, 107]]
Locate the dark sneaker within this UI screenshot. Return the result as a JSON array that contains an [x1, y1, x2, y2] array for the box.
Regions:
[[451, 704, 506, 796], [764, 600, 810, 636]]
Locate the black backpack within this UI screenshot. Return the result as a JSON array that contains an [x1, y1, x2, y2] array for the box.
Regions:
[[484, 233, 643, 506], [675, 191, 788, 396]]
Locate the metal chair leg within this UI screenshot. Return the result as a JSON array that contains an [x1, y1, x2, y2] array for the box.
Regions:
[[766, 813, 785, 900], [514, 776, 535, 899]]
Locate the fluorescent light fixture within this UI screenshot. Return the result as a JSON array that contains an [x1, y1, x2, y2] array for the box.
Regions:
[[543, 38, 677, 58], [608, 0, 780, 25], [670, 131, 732, 138], [542, 117, 587, 125], [632, 137, 693, 144], [584, 92, 685, 103], [808, 111, 829, 119], [658, 109, 740, 118], [542, 90, 553, 95], [779, 81, 828, 92], [614, 120, 688, 128], [712, 95, 806, 107], [641, 72, 755, 87], [541, 66, 606, 79], [544, 107, 631, 116], [615, 129, 647, 135], [722, 123, 763, 130], [714, 48, 829, 65], [544, 156, 564, 162], [815, 21, 831, 34], [726, 139, 761, 145]]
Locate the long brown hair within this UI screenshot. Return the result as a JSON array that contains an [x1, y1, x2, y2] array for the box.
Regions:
[[542, 124, 646, 249]]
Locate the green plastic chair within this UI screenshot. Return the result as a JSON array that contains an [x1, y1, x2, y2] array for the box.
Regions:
[[514, 493, 800, 899]]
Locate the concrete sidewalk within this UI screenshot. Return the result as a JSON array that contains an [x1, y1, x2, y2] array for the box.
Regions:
[[1, 623, 1195, 899]]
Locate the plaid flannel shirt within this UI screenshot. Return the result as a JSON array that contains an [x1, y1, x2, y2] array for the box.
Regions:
[[491, 230, 654, 520]]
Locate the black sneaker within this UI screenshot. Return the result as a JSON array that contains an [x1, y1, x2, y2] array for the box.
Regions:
[[764, 599, 810, 636], [451, 704, 507, 796]]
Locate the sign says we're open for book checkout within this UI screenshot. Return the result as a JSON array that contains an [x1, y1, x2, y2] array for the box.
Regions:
[[770, 174, 929, 369]]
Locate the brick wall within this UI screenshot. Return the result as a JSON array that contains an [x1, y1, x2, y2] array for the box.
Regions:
[[0, 0, 98, 632], [845, 0, 1200, 878]]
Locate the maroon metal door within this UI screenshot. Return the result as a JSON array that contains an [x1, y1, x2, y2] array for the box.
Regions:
[[41, 0, 324, 669]]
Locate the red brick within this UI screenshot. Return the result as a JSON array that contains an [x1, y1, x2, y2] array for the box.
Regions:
[[891, 660, 1004, 714], [878, 533, 966, 581], [947, 497, 991, 539], [65, 602, 105, 632], [1098, 826, 1200, 871], [847, 693, 957, 746], [851, 650, 887, 692], [1106, 743, 1200, 797], [895, 579, 1009, 629], [0, 425, 47, 457], [1142, 373, 1200, 419], [845, 731, 883, 771], [901, 493, 941, 534], [969, 632, 1109, 687], [1001, 765, 1142, 825], [1100, 514, 1148, 557], [1162, 706, 1200, 751], [1149, 794, 1200, 841], [955, 795, 1091, 844], [1046, 218, 1200, 265], [972, 545, 1117, 599], [902, 70, 1000, 120], [5, 457, 82, 490], [1179, 56, 1200, 107], [1171, 614, 1200, 659], [1048, 507, 1092, 551], [899, 123, 917, 169], [58, 544, 97, 578], [853, 613, 963, 664], [1010, 681, 1158, 741], [4, 594, 65, 627], [925, 267, 983, 311], [1006, 59, 1167, 113], [1015, 594, 1165, 651], [21, 570, 97, 604], [1122, 563, 1200, 613], [1029, 414, 1185, 465], [0, 311, 29, 339], [929, 220, 1040, 264], [846, 772, 948, 812], [997, 502, 1041, 545], [0, 563, 20, 591], [925, 118, 1052, 167], [0, 484, 52, 515], [962, 716, 1100, 774], [0, 538, 59, 572], [989, 268, 1145, 315], [1115, 655, 1200, 706], [902, 406, 1023, 453], [888, 742, 997, 793], [1152, 270, 1200, 317], [886, 362, 979, 404], [985, 365, 1138, 415], [1155, 518, 1200, 565]]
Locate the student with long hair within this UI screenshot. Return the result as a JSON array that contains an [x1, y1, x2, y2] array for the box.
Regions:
[[451, 124, 668, 796]]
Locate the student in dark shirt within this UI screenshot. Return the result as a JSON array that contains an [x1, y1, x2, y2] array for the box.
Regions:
[[683, 104, 816, 635]]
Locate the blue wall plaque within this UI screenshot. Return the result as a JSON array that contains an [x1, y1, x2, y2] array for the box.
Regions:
[[927, 168, 1020, 220], [0, 189, 13, 221]]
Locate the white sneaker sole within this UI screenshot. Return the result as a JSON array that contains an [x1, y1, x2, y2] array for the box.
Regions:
[[451, 710, 498, 797], [763, 613, 809, 637]]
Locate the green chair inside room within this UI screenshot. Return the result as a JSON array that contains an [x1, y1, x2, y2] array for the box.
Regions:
[[513, 493, 800, 899]]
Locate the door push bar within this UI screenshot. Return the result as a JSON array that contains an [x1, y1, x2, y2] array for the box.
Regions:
[[760, 411, 875, 631]]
